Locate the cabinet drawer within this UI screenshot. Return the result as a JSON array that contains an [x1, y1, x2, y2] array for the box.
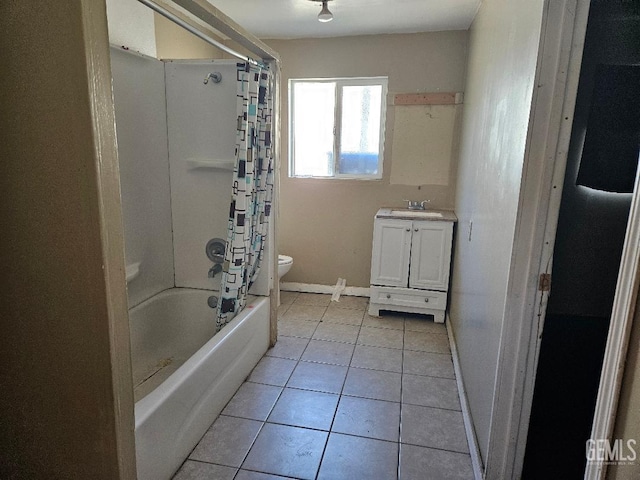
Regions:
[[370, 286, 447, 311]]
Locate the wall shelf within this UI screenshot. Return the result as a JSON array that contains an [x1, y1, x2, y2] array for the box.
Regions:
[[186, 158, 235, 171]]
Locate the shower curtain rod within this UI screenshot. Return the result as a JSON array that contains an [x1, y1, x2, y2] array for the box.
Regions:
[[137, 0, 268, 69]]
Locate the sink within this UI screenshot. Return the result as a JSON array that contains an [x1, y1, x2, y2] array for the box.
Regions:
[[390, 209, 443, 218]]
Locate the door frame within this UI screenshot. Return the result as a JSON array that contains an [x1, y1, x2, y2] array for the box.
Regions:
[[484, 1, 592, 477], [486, 0, 640, 478]]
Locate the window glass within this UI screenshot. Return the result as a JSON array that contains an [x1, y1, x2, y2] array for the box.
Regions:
[[289, 77, 387, 179]]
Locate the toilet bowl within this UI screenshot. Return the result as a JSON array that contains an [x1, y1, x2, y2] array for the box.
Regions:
[[278, 255, 293, 278]]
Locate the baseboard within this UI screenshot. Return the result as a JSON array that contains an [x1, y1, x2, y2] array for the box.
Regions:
[[280, 282, 370, 298], [446, 313, 485, 480]]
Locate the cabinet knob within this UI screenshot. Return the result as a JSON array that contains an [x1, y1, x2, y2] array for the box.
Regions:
[[414, 228, 419, 232], [386, 294, 391, 299], [424, 298, 429, 303], [405, 228, 410, 232]]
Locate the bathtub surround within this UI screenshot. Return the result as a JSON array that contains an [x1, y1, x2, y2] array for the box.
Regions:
[[217, 63, 274, 330], [111, 50, 276, 479]]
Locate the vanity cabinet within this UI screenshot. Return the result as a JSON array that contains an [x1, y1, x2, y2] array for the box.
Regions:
[[369, 209, 455, 323]]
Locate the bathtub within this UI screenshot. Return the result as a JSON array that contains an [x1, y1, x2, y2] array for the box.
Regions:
[[129, 288, 270, 480]]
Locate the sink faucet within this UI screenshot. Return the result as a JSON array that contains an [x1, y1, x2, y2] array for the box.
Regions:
[[404, 199, 430, 210], [208, 264, 223, 278]]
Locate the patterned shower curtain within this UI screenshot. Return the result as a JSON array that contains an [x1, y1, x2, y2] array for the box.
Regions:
[[216, 62, 274, 331]]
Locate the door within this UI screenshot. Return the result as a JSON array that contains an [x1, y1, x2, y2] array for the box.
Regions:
[[370, 218, 412, 287], [409, 221, 453, 291]]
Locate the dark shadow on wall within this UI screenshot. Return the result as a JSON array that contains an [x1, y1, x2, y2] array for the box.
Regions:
[[522, 2, 639, 479]]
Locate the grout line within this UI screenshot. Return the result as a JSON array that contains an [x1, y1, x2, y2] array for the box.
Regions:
[[397, 315, 406, 480], [314, 306, 364, 480]]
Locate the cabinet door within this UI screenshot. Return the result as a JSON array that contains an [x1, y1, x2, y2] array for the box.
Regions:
[[370, 219, 412, 287], [409, 221, 453, 291]]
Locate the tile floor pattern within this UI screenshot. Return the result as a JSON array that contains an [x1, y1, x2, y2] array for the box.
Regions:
[[172, 292, 474, 480]]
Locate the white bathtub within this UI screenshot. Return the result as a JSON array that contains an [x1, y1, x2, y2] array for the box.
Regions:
[[129, 288, 270, 480]]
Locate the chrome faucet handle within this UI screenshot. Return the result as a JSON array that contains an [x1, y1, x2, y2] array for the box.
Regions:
[[208, 264, 223, 278], [420, 200, 431, 208]]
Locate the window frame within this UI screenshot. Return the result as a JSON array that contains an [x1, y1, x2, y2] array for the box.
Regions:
[[289, 76, 388, 180]]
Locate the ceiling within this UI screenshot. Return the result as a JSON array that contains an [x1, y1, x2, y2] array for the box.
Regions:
[[207, 0, 481, 39]]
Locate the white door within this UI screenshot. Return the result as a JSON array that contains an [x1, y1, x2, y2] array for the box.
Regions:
[[370, 218, 412, 287], [409, 221, 453, 291]]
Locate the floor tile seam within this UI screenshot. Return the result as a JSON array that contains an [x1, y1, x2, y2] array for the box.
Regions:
[[402, 348, 453, 357], [235, 467, 300, 480], [277, 333, 316, 340], [279, 317, 324, 323], [327, 305, 368, 311], [188, 415, 268, 472], [355, 342, 408, 352], [345, 361, 403, 375], [317, 320, 365, 466], [360, 323, 406, 333], [237, 337, 316, 477], [338, 392, 401, 405], [313, 432, 399, 480], [402, 346, 452, 354], [349, 363, 403, 374], [356, 340, 403, 350], [345, 364, 403, 378], [292, 303, 332, 309], [398, 440, 471, 455], [317, 319, 364, 327], [309, 336, 359, 346], [404, 329, 449, 336], [244, 377, 292, 389], [401, 371, 459, 381], [397, 325, 406, 480], [362, 324, 404, 331], [399, 400, 462, 412], [338, 390, 400, 404], [293, 357, 351, 368], [325, 429, 400, 446], [329, 426, 399, 444], [263, 418, 334, 434]]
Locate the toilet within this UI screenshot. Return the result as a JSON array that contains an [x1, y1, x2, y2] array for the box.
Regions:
[[278, 255, 293, 278]]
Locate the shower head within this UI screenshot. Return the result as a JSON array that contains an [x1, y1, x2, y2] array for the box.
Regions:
[[203, 72, 222, 85]]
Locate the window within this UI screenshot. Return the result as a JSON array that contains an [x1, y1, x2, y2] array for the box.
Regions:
[[289, 77, 388, 179]]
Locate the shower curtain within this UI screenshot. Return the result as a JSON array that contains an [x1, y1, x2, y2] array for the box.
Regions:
[[217, 62, 273, 331]]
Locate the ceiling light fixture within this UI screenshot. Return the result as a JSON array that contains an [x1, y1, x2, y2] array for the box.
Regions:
[[316, 0, 333, 23]]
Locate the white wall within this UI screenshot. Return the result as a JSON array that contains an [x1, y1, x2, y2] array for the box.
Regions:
[[165, 61, 238, 291], [106, 0, 157, 57], [449, 0, 545, 462], [111, 47, 175, 308], [266, 32, 468, 287]]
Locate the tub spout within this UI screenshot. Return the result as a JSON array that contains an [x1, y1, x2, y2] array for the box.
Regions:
[[208, 264, 223, 278]]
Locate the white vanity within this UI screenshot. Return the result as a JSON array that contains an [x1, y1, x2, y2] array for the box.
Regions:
[[368, 208, 457, 322]]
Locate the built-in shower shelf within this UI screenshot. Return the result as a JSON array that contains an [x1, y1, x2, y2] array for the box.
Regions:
[[126, 262, 141, 283], [186, 158, 235, 171]]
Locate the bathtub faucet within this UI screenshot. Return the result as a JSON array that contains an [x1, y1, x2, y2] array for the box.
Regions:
[[208, 264, 223, 278]]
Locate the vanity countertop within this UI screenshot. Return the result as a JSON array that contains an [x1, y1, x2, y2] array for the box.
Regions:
[[376, 208, 458, 223]]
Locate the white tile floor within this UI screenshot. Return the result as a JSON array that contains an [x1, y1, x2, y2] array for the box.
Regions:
[[172, 292, 474, 480]]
